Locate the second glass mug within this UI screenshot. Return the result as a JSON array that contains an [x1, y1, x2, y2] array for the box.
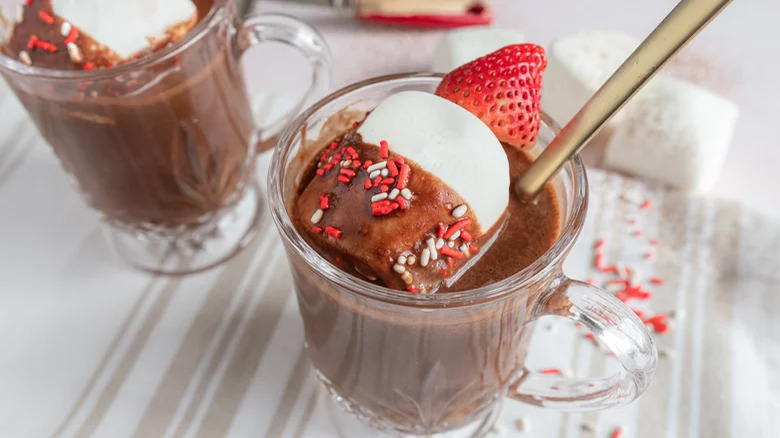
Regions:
[[269, 74, 658, 437], [0, 0, 330, 274]]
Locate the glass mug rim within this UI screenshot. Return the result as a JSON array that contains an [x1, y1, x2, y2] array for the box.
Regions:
[[269, 73, 589, 308], [0, 0, 229, 80]]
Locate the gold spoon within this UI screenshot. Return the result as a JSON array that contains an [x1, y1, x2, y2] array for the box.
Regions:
[[516, 0, 733, 197]]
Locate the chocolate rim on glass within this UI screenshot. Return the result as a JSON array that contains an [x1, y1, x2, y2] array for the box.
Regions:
[[0, 1, 330, 274], [269, 74, 657, 437]]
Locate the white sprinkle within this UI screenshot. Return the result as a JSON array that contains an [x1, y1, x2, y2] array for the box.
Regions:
[[371, 193, 388, 202], [61, 21, 72, 37], [460, 243, 470, 257], [67, 42, 82, 63], [397, 255, 407, 265], [426, 237, 438, 260], [407, 255, 416, 265], [388, 188, 400, 200], [342, 159, 352, 168], [19, 51, 31, 65], [401, 271, 413, 285], [366, 161, 387, 173], [393, 263, 406, 274], [561, 368, 574, 377], [369, 170, 380, 179], [435, 238, 445, 249], [15, 5, 24, 23], [630, 269, 642, 287], [420, 248, 430, 267], [401, 188, 412, 200], [514, 417, 529, 432], [381, 168, 389, 177], [452, 204, 468, 218], [448, 230, 461, 241], [605, 282, 625, 293], [310, 208, 324, 224], [447, 241, 455, 248]]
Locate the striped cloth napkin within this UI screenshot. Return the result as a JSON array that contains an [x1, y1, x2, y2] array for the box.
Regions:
[[1, 83, 779, 437]]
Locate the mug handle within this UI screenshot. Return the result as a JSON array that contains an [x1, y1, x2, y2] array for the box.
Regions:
[[237, 13, 331, 152], [509, 277, 658, 411]]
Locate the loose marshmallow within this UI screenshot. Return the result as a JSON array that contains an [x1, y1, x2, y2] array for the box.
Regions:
[[51, 0, 197, 59], [542, 29, 638, 126], [432, 26, 526, 72], [604, 76, 739, 192], [358, 91, 509, 232]]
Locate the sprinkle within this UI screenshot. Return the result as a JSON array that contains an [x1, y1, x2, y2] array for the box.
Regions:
[[310, 208, 324, 224], [633, 230, 643, 237], [397, 254, 408, 265], [650, 277, 665, 285], [67, 42, 82, 62], [371, 193, 388, 202], [312, 226, 322, 234], [380, 140, 389, 158], [339, 168, 355, 177], [353, 160, 361, 168], [366, 161, 387, 173], [401, 188, 412, 200], [540, 368, 562, 375], [380, 185, 389, 193], [60, 21, 72, 37], [371, 199, 399, 216], [595, 238, 605, 249], [380, 177, 395, 185], [333, 153, 342, 160], [15, 5, 24, 23], [447, 241, 455, 247], [324, 226, 342, 238], [397, 197, 408, 210], [19, 50, 31, 65], [640, 199, 653, 210], [319, 194, 329, 210], [468, 243, 478, 253], [369, 170, 380, 179], [373, 176, 382, 188], [644, 252, 654, 259], [440, 246, 464, 259], [401, 271, 413, 285], [448, 230, 461, 241], [83, 62, 94, 71], [426, 238, 438, 260], [27, 35, 38, 49], [452, 204, 468, 218], [441, 267, 448, 278], [387, 161, 399, 177], [388, 188, 400, 200], [611, 427, 623, 438], [446, 257, 454, 267], [514, 418, 529, 433], [393, 263, 406, 274], [406, 286, 419, 293], [443, 218, 471, 239], [334, 257, 343, 265], [420, 248, 431, 267], [435, 238, 445, 249], [352, 121, 358, 128], [649, 238, 659, 245], [363, 179, 372, 190], [460, 243, 471, 257], [381, 168, 389, 177], [36, 39, 58, 52], [437, 223, 447, 238], [363, 160, 373, 169], [396, 156, 405, 165], [397, 164, 410, 189], [407, 255, 416, 265], [460, 231, 472, 242], [38, 10, 54, 25], [341, 159, 352, 168], [337, 175, 350, 184], [329, 141, 339, 150]]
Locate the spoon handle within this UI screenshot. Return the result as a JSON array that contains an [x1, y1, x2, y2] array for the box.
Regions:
[[516, 0, 733, 197]]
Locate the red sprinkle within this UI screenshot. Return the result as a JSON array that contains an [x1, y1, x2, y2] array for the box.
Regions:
[[611, 428, 623, 438], [396, 156, 405, 165], [468, 243, 479, 253], [443, 218, 471, 239], [585, 333, 596, 340], [83, 62, 94, 71], [644, 251, 654, 259], [371, 200, 399, 216], [441, 267, 448, 278], [312, 226, 322, 234], [587, 278, 597, 285], [320, 153, 329, 162], [324, 163, 334, 171], [315, 168, 325, 177], [373, 176, 382, 188], [649, 238, 659, 246], [460, 230, 473, 242], [38, 10, 54, 24], [353, 160, 361, 168], [633, 230, 643, 237], [333, 153, 342, 160], [337, 175, 350, 184], [640, 199, 653, 210], [380, 185, 389, 192], [319, 194, 329, 210], [540, 368, 562, 375], [64, 28, 79, 45], [397, 197, 408, 210], [329, 142, 339, 150], [340, 168, 356, 177], [352, 121, 358, 128], [406, 286, 419, 293], [396, 164, 410, 189], [595, 238, 605, 249], [440, 246, 464, 259], [650, 277, 665, 285], [437, 223, 447, 238], [37, 40, 57, 52], [387, 161, 399, 177], [324, 226, 342, 238], [380, 177, 394, 185], [27, 35, 38, 49], [644, 315, 669, 334], [363, 160, 373, 169], [334, 257, 344, 265], [379, 140, 389, 158], [446, 257, 454, 267], [364, 179, 372, 190]]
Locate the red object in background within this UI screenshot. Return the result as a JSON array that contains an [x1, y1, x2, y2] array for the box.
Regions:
[[357, 1, 492, 28]]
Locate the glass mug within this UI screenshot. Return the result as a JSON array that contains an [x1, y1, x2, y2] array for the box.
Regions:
[[0, 1, 330, 274], [269, 74, 657, 437]]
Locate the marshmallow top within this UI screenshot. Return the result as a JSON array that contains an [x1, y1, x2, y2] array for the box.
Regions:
[[51, 0, 197, 59], [358, 91, 509, 232]]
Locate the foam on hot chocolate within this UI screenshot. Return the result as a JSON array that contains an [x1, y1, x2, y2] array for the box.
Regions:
[[51, 0, 197, 60], [358, 91, 509, 233]]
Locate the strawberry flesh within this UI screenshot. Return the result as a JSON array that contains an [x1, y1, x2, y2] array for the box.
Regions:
[[435, 44, 547, 149]]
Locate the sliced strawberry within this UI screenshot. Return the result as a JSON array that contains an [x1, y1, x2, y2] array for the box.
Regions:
[[435, 43, 547, 149]]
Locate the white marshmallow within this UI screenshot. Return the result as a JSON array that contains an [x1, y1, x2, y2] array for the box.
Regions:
[[51, 0, 197, 59], [432, 26, 526, 72], [542, 29, 638, 126], [604, 76, 739, 192], [358, 91, 509, 232]]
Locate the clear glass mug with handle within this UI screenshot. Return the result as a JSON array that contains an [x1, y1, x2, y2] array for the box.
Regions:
[[269, 74, 657, 437], [0, 0, 329, 274]]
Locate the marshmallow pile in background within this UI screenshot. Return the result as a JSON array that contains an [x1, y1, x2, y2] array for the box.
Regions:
[[432, 27, 739, 192]]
